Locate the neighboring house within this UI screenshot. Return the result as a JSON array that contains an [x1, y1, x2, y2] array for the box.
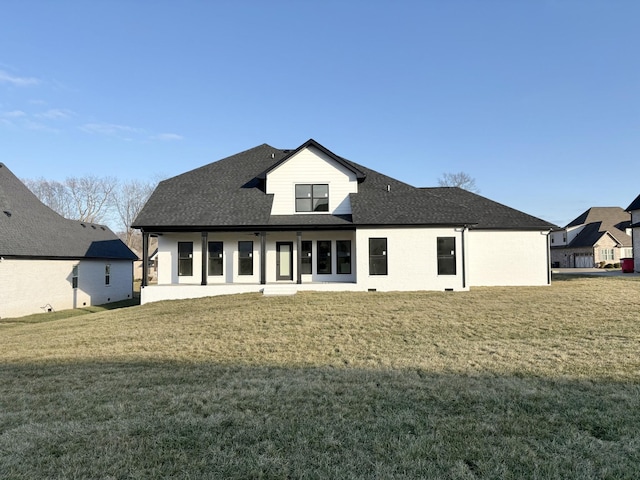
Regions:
[[626, 194, 640, 272], [132, 139, 556, 304], [549, 207, 632, 268], [0, 163, 138, 318]]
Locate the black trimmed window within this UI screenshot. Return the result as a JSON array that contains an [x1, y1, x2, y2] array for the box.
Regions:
[[336, 240, 351, 274], [295, 184, 329, 212], [72, 264, 79, 289], [238, 241, 253, 275], [105, 264, 111, 285], [301, 240, 312, 274], [437, 237, 456, 275], [208, 241, 223, 276], [369, 238, 387, 275], [317, 240, 332, 274], [178, 242, 193, 276]]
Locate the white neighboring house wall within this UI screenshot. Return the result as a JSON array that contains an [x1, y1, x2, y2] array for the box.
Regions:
[[468, 230, 550, 286], [266, 146, 358, 216], [0, 258, 133, 319]]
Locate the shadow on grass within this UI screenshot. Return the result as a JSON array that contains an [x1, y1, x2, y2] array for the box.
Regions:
[[0, 297, 140, 325], [1, 360, 639, 479]]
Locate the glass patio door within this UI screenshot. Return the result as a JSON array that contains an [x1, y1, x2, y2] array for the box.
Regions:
[[276, 242, 293, 280]]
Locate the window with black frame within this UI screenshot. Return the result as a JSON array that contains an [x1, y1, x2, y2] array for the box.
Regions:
[[336, 240, 351, 274], [437, 237, 456, 275], [317, 240, 332, 274], [238, 241, 253, 275], [295, 184, 329, 212], [301, 240, 312, 274], [208, 241, 223, 276], [178, 242, 193, 276], [369, 238, 387, 275]]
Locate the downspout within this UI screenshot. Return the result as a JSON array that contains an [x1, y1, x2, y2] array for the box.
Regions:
[[461, 225, 467, 289]]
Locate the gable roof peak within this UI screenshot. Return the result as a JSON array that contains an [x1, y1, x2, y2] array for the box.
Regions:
[[258, 138, 367, 181]]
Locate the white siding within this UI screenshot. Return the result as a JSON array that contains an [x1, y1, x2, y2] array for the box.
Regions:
[[468, 230, 550, 286], [0, 258, 133, 319], [355, 227, 467, 292], [266, 146, 358, 215]]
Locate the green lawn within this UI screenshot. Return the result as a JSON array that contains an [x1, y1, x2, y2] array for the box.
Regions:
[[1, 276, 639, 479]]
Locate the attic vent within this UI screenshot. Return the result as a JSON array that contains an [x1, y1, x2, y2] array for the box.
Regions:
[[91, 225, 96, 229], [3, 210, 11, 217], [271, 153, 275, 159], [100, 226, 106, 231], [81, 223, 86, 227]]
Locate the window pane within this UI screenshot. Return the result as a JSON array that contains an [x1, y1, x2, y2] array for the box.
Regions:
[[208, 241, 223, 276], [313, 184, 328, 198], [336, 240, 351, 274], [239, 258, 253, 275], [301, 240, 312, 274], [238, 241, 253, 275], [317, 240, 332, 274], [295, 184, 311, 198], [313, 198, 329, 212], [369, 257, 387, 275], [369, 238, 387, 256], [296, 198, 312, 212]]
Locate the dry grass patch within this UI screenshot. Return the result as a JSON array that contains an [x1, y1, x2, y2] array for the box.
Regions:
[[1, 275, 639, 478]]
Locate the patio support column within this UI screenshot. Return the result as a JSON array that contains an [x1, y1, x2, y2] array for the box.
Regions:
[[141, 230, 149, 288], [201, 231, 208, 285], [260, 231, 266, 285], [296, 231, 302, 284]]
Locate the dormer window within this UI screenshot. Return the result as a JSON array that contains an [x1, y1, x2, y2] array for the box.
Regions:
[[295, 184, 329, 212]]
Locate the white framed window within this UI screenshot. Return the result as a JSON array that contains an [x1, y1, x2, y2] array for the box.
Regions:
[[600, 248, 614, 261], [72, 264, 79, 289]]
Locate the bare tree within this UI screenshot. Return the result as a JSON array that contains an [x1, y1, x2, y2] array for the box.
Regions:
[[437, 171, 479, 193], [23, 175, 118, 224], [113, 180, 156, 247], [65, 175, 118, 223], [22, 178, 74, 219]]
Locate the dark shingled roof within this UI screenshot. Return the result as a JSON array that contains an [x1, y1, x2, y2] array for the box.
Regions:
[[133, 139, 556, 231], [563, 207, 632, 248], [0, 163, 137, 260]]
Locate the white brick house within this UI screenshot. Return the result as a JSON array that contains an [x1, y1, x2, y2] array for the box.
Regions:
[[0, 163, 138, 318], [133, 139, 555, 304]]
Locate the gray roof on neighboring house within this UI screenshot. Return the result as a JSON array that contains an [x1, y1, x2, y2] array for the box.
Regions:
[[563, 207, 632, 248], [0, 163, 138, 260], [133, 139, 556, 232]]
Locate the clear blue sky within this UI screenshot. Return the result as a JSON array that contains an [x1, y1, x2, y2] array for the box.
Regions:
[[2, 0, 638, 228]]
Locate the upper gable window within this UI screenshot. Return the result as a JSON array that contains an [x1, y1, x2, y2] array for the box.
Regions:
[[295, 184, 329, 212]]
